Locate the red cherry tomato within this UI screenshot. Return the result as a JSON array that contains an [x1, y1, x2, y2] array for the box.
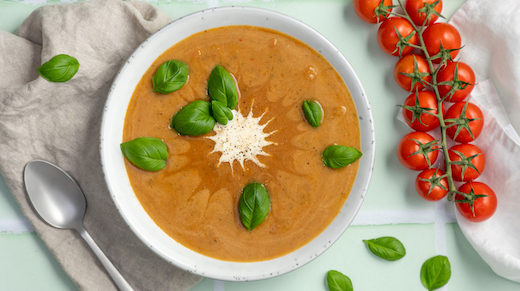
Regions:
[[353, 0, 393, 24], [394, 54, 432, 91], [415, 168, 449, 201], [422, 23, 461, 63], [377, 17, 419, 57], [405, 0, 443, 26], [402, 90, 444, 132], [455, 182, 497, 222], [437, 61, 476, 102], [448, 143, 485, 182], [445, 101, 484, 143], [397, 131, 439, 171]]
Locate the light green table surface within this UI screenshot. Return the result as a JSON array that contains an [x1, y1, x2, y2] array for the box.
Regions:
[[1, 0, 519, 290]]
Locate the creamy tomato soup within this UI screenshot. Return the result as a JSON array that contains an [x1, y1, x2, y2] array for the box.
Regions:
[[123, 26, 360, 262]]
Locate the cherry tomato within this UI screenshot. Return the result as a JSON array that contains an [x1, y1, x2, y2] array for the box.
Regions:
[[415, 168, 449, 201], [353, 0, 393, 24], [422, 23, 461, 63], [455, 182, 497, 222], [405, 0, 443, 26], [397, 131, 439, 171], [377, 17, 419, 57], [437, 61, 476, 102], [445, 101, 484, 143], [448, 143, 485, 182], [394, 54, 432, 91], [402, 90, 444, 132]]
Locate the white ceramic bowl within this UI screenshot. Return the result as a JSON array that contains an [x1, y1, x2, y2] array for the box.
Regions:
[[100, 6, 375, 281]]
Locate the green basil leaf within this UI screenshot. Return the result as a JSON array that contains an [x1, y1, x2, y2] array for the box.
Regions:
[[208, 65, 238, 109], [302, 99, 323, 127], [120, 137, 168, 171], [326, 270, 353, 291], [37, 54, 79, 82], [211, 101, 233, 125], [323, 145, 362, 169], [239, 183, 270, 231], [363, 237, 406, 261], [421, 255, 451, 291], [171, 100, 216, 136], [152, 60, 189, 94]]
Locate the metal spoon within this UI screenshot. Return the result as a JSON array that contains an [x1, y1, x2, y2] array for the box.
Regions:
[[23, 160, 133, 291]]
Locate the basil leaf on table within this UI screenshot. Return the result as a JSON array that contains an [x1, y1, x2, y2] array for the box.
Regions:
[[363, 236, 406, 261], [211, 101, 234, 125], [37, 54, 79, 82], [323, 145, 362, 169], [120, 137, 168, 171], [302, 99, 323, 127], [171, 100, 216, 136], [208, 65, 238, 109], [421, 255, 451, 291], [326, 270, 353, 291], [239, 183, 270, 231], [152, 60, 189, 94]]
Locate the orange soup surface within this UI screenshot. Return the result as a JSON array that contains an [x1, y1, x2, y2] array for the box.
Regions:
[[123, 25, 360, 262]]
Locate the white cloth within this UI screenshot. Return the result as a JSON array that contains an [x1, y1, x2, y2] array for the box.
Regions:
[[0, 1, 201, 290], [449, 0, 520, 283]]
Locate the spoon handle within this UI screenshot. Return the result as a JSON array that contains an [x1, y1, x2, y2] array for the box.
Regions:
[[77, 226, 134, 291]]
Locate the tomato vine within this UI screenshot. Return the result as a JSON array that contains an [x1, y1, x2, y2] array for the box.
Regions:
[[354, 0, 497, 222]]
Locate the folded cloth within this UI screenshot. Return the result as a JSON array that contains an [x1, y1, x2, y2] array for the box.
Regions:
[[458, 80, 520, 283], [449, 0, 520, 283], [0, 0, 202, 290]]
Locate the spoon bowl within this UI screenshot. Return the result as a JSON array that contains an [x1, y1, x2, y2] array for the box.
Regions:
[[24, 160, 133, 291], [24, 160, 85, 229]]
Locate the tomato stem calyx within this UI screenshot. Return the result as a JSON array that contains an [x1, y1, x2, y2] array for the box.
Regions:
[[454, 185, 491, 217], [437, 63, 476, 101], [392, 27, 418, 57], [444, 102, 481, 140], [398, 55, 432, 89], [374, 1, 397, 23], [408, 138, 441, 168], [420, 169, 448, 196]]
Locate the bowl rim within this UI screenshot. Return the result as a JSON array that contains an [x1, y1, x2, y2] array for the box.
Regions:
[[100, 5, 375, 281]]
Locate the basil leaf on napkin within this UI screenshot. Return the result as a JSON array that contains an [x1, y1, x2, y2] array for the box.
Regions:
[[152, 60, 189, 94], [120, 137, 168, 171], [239, 183, 270, 231], [208, 65, 238, 110], [37, 54, 79, 82], [326, 270, 353, 291], [170, 100, 216, 136], [363, 236, 406, 261], [323, 145, 362, 169], [421, 255, 451, 291], [302, 99, 323, 127]]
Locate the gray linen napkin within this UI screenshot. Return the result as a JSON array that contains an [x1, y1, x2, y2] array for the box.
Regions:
[[0, 0, 202, 290]]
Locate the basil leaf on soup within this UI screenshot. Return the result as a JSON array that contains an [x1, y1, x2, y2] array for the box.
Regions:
[[363, 237, 406, 261], [208, 65, 238, 109], [120, 137, 168, 171], [323, 145, 362, 169], [326, 270, 353, 291], [421, 255, 451, 291], [152, 60, 189, 94], [211, 101, 233, 125], [239, 183, 270, 231], [37, 54, 79, 82], [171, 100, 216, 136], [302, 99, 323, 127]]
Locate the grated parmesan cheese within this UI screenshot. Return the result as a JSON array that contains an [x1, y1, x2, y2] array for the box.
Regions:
[[208, 108, 276, 171]]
